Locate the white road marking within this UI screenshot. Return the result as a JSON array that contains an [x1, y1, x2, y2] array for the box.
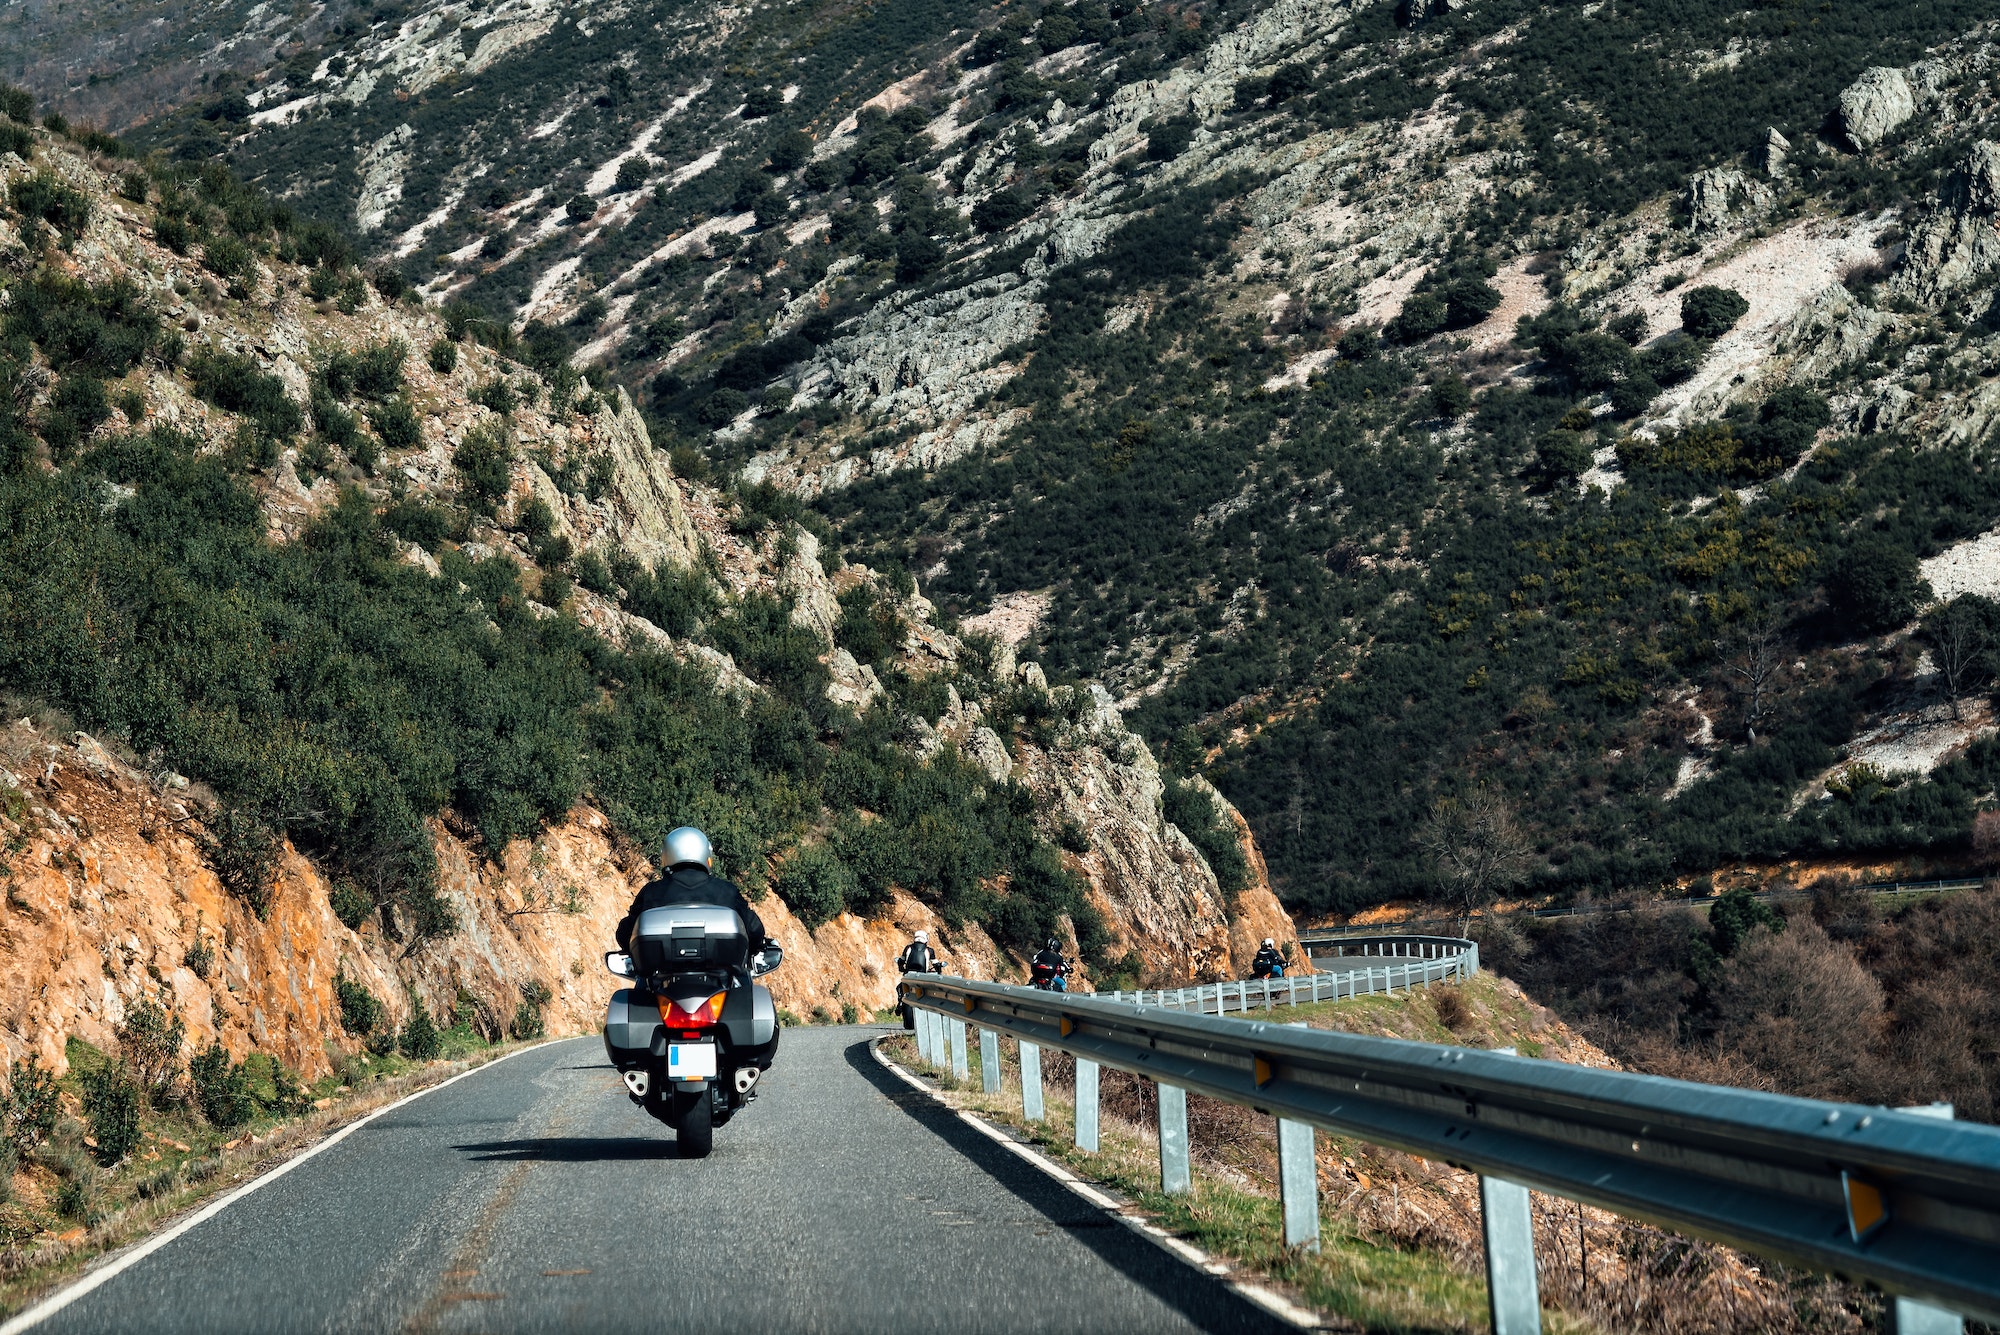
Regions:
[[0, 1040, 564, 1335], [870, 1038, 1327, 1331]]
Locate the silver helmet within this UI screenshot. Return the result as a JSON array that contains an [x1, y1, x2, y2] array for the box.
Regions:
[[663, 826, 713, 870]]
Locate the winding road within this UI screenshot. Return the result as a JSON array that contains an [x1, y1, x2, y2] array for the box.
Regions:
[[17, 1029, 1289, 1334]]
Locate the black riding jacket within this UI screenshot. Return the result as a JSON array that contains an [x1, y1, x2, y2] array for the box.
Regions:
[[1252, 945, 1285, 974], [615, 865, 767, 955], [1032, 948, 1068, 976]]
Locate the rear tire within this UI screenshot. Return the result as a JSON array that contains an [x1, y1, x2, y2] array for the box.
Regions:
[[674, 1086, 714, 1158]]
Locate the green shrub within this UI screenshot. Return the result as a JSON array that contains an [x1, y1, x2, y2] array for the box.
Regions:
[[473, 379, 517, 415], [399, 994, 441, 1060], [324, 340, 406, 400], [202, 234, 253, 280], [0, 85, 31, 122], [564, 194, 596, 224], [154, 214, 193, 254], [78, 1062, 142, 1165], [117, 995, 186, 1108], [11, 173, 91, 235], [368, 398, 422, 451], [186, 350, 302, 441], [54, 1168, 101, 1223], [1827, 536, 1927, 634], [0, 121, 33, 160], [1639, 334, 1708, 385], [453, 421, 514, 511], [202, 806, 277, 918], [427, 338, 457, 373], [2, 1055, 62, 1155], [334, 973, 383, 1036], [188, 1042, 254, 1128], [767, 131, 812, 172], [779, 842, 855, 929], [1680, 285, 1749, 339], [1161, 777, 1249, 899], [510, 981, 551, 1039], [4, 274, 158, 375]]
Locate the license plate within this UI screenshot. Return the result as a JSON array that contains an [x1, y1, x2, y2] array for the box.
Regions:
[[667, 1042, 717, 1079]]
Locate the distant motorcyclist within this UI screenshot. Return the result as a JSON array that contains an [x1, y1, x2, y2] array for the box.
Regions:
[[897, 930, 944, 975], [615, 827, 767, 961], [1030, 938, 1069, 992], [1251, 938, 1287, 980]]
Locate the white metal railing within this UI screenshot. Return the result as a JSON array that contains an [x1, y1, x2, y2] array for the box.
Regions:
[[1100, 935, 1478, 1016]]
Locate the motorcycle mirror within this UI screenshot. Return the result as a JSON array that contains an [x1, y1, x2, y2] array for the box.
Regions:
[[749, 942, 784, 977], [605, 950, 636, 979]]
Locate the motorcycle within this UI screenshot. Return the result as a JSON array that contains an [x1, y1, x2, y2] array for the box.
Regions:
[[602, 904, 784, 1158], [1030, 958, 1069, 991]]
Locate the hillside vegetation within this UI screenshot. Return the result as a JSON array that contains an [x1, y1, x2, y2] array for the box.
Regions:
[[14, 0, 2000, 919]]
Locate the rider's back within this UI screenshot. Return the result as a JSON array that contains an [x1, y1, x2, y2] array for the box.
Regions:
[[617, 865, 765, 952]]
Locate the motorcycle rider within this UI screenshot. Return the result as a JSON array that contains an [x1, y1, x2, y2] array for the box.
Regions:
[[615, 826, 768, 963], [1251, 937, 1287, 979], [896, 930, 943, 975], [1031, 938, 1069, 992]]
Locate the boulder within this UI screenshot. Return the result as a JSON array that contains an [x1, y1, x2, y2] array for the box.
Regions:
[[1765, 127, 1791, 180], [1838, 67, 1915, 150]]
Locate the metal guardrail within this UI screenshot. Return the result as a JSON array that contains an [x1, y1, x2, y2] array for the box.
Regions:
[[1299, 878, 1991, 940], [1102, 936, 1477, 1016], [898, 975, 2000, 1333]]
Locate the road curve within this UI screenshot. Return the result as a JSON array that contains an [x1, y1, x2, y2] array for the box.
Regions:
[[27, 1028, 1289, 1334]]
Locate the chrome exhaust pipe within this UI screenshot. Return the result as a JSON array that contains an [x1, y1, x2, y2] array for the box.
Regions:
[[623, 1069, 651, 1098], [732, 1067, 759, 1095]]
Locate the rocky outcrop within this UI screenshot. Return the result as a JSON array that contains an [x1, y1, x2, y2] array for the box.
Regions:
[[1838, 67, 1916, 149], [790, 274, 1045, 430], [1685, 167, 1774, 234], [1891, 141, 2000, 306]]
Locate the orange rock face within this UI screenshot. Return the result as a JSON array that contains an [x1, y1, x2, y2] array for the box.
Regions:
[[2, 723, 1298, 1082]]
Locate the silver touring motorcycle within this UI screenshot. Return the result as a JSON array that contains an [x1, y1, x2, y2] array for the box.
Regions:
[[602, 905, 783, 1157]]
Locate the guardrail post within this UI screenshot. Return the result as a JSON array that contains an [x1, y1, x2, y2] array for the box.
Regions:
[[1479, 1176, 1541, 1335], [924, 1009, 942, 1066], [1075, 1058, 1099, 1152], [1278, 1118, 1320, 1252], [1892, 1104, 1964, 1335], [914, 1006, 932, 1063], [1158, 1083, 1190, 1195], [949, 1017, 969, 1080], [980, 1028, 1001, 1094], [1479, 1046, 1540, 1335], [1020, 1041, 1044, 1122]]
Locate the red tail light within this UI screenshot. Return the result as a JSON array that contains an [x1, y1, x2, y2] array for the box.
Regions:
[[658, 991, 728, 1034]]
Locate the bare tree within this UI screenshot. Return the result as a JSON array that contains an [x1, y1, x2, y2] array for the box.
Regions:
[[1723, 612, 1786, 742], [1921, 596, 1991, 720], [1416, 787, 1531, 932]]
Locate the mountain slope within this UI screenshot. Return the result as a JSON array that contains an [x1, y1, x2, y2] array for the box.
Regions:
[[19, 0, 2000, 924]]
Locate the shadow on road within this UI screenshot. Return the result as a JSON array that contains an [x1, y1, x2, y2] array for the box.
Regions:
[[843, 1036, 1294, 1335], [453, 1135, 677, 1163]]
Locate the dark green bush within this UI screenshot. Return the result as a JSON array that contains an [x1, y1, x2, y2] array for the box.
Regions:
[[453, 422, 513, 511], [79, 1062, 142, 1164], [564, 194, 596, 224], [1639, 334, 1708, 385], [1162, 777, 1249, 898], [186, 350, 302, 440], [779, 842, 855, 928], [427, 338, 458, 373], [1681, 285, 1749, 339], [117, 995, 185, 1108], [330, 881, 375, 929], [368, 399, 422, 452], [1826, 536, 1927, 633], [2, 1055, 62, 1155], [399, 993, 442, 1060], [202, 806, 277, 918], [510, 981, 552, 1039], [188, 1042, 254, 1127], [11, 172, 91, 234], [334, 973, 383, 1035], [324, 340, 406, 400]]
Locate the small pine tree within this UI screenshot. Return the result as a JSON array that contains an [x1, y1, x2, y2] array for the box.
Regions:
[[189, 1043, 254, 1128], [79, 1063, 142, 1165]]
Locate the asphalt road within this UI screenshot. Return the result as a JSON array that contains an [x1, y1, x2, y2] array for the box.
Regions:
[[30, 1028, 1291, 1334]]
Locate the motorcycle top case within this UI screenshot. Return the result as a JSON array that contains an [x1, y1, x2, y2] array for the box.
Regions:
[[630, 904, 750, 974]]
